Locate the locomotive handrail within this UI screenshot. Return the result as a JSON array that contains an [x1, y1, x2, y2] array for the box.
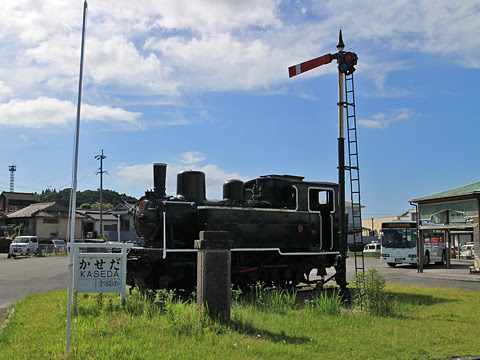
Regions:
[[231, 248, 340, 256], [197, 206, 302, 212], [162, 201, 195, 206], [163, 212, 166, 259], [158, 247, 340, 256]]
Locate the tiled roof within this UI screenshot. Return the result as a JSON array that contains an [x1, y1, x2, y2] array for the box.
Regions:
[[6, 202, 79, 218], [412, 181, 480, 202], [1, 192, 40, 202], [76, 209, 118, 221]]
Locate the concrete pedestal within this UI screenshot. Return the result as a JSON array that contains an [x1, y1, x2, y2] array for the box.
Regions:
[[195, 231, 233, 320]]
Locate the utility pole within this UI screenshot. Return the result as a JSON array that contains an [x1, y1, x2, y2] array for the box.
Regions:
[[95, 150, 107, 239]]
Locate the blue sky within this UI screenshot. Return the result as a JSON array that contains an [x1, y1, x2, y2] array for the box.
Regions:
[[0, 0, 479, 218]]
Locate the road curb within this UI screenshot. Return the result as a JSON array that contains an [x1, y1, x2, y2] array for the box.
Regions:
[[410, 272, 480, 282], [0, 307, 14, 332]]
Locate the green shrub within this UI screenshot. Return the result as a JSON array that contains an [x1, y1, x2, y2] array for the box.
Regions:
[[353, 267, 396, 316]]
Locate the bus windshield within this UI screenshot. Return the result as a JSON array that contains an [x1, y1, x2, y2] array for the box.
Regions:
[[381, 229, 417, 249]]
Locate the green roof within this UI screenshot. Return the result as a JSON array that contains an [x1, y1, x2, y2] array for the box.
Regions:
[[413, 181, 480, 202]]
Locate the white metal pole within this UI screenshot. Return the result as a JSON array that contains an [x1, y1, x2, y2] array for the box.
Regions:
[[66, 1, 88, 357], [118, 215, 121, 242]]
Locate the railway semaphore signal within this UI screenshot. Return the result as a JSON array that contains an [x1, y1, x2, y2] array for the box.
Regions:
[[288, 31, 358, 77], [338, 51, 358, 75], [288, 30, 363, 295]]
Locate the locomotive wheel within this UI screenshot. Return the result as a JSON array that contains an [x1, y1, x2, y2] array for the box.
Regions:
[[262, 256, 283, 287], [237, 258, 263, 290], [157, 274, 173, 289], [274, 260, 300, 290]]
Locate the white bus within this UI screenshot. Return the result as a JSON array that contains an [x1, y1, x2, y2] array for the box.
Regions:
[[380, 221, 446, 267]]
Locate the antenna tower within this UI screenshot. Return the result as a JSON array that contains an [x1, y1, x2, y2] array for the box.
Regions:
[[9, 165, 16, 192]]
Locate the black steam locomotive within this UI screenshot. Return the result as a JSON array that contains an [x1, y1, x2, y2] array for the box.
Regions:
[[126, 163, 346, 291]]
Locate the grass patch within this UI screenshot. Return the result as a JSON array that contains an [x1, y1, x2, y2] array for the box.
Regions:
[[1, 283, 479, 359]]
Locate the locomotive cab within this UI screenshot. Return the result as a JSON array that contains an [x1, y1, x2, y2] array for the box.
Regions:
[[245, 175, 301, 209]]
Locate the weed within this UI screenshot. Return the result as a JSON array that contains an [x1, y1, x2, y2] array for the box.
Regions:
[[95, 293, 104, 310], [307, 288, 343, 316], [353, 267, 396, 316]]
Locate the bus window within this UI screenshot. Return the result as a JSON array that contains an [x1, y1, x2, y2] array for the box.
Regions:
[[382, 229, 416, 248]]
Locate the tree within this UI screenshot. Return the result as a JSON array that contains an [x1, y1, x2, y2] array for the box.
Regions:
[[38, 189, 137, 208], [14, 223, 24, 236]]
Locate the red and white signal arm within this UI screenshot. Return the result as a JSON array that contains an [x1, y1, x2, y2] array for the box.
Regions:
[[288, 53, 333, 78]]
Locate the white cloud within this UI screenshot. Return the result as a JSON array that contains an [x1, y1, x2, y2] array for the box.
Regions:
[[0, 0, 478, 131], [0, 1, 80, 44], [116, 158, 250, 198], [0, 81, 13, 101], [358, 119, 392, 129], [179, 152, 206, 165], [133, 0, 281, 33], [116, 163, 153, 190], [19, 134, 31, 143], [0, 97, 142, 129], [146, 33, 289, 91], [313, 1, 480, 66], [393, 108, 413, 121], [359, 108, 413, 129], [0, 97, 74, 128]]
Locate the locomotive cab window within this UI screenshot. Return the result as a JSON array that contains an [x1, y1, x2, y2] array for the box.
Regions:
[[309, 188, 334, 212]]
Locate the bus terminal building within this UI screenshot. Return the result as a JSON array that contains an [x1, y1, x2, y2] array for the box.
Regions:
[[410, 181, 480, 271]]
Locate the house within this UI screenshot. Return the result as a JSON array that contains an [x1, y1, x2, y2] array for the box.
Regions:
[[76, 209, 118, 240], [110, 202, 140, 243], [0, 192, 40, 215], [5, 201, 83, 240], [411, 181, 480, 270], [76, 202, 140, 242], [0, 192, 40, 236]]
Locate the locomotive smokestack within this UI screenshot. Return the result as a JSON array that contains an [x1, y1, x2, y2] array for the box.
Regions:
[[153, 163, 167, 196]]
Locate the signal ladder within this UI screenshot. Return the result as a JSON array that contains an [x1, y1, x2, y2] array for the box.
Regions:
[[344, 73, 365, 274]]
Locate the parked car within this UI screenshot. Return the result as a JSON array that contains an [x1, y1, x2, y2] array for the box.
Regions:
[[364, 241, 381, 253], [0, 237, 13, 253], [8, 236, 39, 257], [460, 243, 475, 259], [50, 239, 67, 253]]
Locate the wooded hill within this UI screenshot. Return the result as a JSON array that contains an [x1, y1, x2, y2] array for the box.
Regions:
[[38, 188, 137, 208]]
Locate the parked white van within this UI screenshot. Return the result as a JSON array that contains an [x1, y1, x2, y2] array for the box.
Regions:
[[364, 241, 381, 253], [8, 236, 39, 257]]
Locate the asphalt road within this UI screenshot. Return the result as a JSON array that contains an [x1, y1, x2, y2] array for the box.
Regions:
[[0, 254, 69, 321], [1, 253, 478, 322], [344, 257, 480, 291]]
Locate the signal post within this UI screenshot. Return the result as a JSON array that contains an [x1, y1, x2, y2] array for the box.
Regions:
[[288, 30, 358, 296]]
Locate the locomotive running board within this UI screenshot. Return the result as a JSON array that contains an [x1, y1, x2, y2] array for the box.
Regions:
[[159, 248, 340, 256], [232, 248, 340, 256]]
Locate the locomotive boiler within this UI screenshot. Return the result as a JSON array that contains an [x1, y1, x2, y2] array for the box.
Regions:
[[126, 163, 347, 291]]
